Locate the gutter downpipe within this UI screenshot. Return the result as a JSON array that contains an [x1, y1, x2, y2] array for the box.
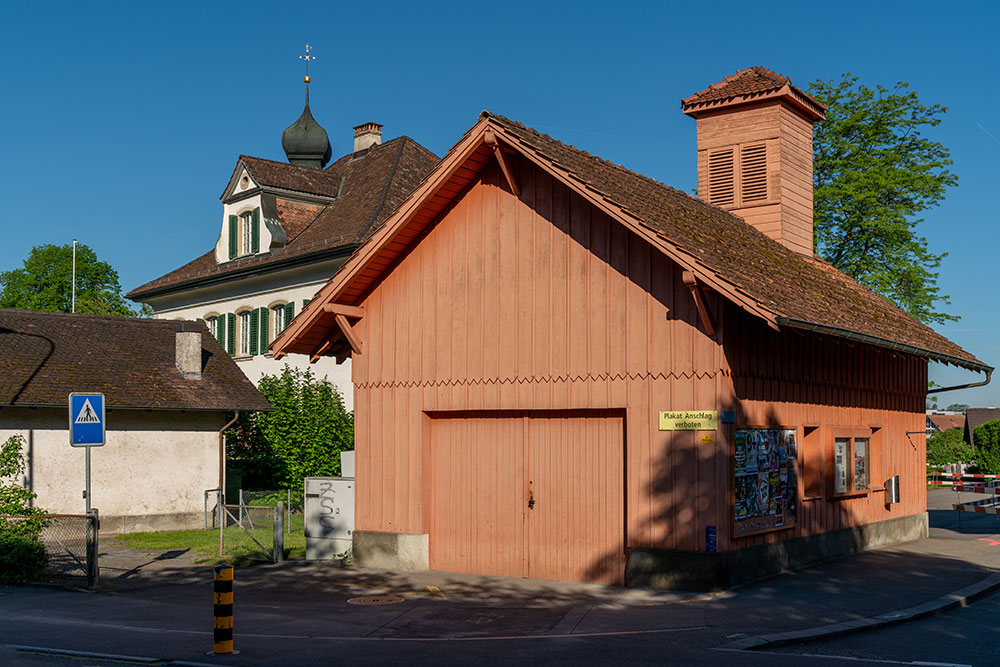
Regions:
[[218, 411, 239, 557], [775, 317, 994, 395]]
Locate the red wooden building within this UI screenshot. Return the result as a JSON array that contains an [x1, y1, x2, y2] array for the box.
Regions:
[[273, 68, 990, 589]]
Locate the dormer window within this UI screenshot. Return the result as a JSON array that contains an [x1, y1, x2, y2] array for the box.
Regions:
[[241, 212, 254, 255], [227, 207, 261, 260]]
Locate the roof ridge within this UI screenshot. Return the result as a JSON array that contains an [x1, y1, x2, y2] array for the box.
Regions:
[[485, 111, 746, 230], [355, 136, 409, 243], [0, 308, 162, 324]]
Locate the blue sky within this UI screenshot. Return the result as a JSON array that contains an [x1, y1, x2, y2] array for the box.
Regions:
[[2, 1, 997, 407]]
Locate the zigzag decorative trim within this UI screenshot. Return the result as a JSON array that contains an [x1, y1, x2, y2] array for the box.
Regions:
[[355, 369, 726, 390]]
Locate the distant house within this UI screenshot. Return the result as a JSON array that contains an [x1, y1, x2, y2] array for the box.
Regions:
[[127, 82, 438, 411], [926, 411, 965, 434], [964, 408, 1000, 445], [0, 309, 269, 533], [273, 67, 990, 590]]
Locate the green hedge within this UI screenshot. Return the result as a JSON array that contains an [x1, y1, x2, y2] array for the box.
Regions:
[[0, 533, 48, 584]]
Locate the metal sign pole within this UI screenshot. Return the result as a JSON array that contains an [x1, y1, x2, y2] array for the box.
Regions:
[[85, 446, 92, 514]]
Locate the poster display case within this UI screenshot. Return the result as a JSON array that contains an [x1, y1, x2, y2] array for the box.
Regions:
[[733, 428, 797, 536]]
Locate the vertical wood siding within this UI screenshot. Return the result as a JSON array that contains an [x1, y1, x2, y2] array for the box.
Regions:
[[352, 156, 927, 580]]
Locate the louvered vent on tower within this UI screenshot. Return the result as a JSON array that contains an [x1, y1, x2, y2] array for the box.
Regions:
[[740, 143, 767, 202], [708, 148, 735, 206]]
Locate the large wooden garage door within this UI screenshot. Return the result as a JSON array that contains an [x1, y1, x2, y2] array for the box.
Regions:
[[428, 411, 625, 584]]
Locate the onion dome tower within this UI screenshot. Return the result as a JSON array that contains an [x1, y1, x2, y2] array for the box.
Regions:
[[282, 45, 332, 169]]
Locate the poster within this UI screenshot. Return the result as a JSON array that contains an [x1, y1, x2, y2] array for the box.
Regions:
[[734, 428, 797, 536]]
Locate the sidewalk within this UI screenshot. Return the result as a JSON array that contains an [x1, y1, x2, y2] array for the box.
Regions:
[[1, 490, 997, 665]]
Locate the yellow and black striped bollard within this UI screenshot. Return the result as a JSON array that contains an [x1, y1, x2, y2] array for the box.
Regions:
[[213, 564, 235, 654]]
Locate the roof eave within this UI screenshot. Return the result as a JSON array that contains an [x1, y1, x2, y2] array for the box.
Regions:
[[776, 317, 993, 374]]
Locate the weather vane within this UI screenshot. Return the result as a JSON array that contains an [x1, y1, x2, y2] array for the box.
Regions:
[[299, 44, 315, 83]]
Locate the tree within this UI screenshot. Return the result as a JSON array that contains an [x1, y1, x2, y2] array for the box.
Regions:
[[972, 420, 1000, 474], [945, 403, 969, 413], [808, 75, 958, 324], [926, 428, 972, 466], [0, 435, 48, 584], [226, 365, 354, 495], [0, 243, 150, 317]]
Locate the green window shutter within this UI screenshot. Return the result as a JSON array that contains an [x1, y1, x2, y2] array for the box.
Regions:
[[228, 215, 238, 259], [251, 208, 260, 253], [259, 306, 270, 348], [302, 298, 310, 308], [249, 309, 260, 355], [284, 302, 295, 327], [215, 316, 225, 345], [226, 313, 236, 356], [195, 318, 203, 322]]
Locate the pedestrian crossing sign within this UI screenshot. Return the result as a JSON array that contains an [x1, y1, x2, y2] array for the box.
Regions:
[[69, 393, 105, 447]]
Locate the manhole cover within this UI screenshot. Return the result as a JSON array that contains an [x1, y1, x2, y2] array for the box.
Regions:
[[348, 595, 406, 606]]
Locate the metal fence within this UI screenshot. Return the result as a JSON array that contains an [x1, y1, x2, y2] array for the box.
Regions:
[[220, 502, 284, 563], [206, 488, 299, 534], [4, 512, 99, 589]]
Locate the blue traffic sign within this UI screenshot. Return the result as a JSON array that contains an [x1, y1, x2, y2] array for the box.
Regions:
[[69, 393, 105, 447]]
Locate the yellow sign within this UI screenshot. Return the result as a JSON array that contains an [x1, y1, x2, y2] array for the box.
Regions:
[[700, 435, 714, 445], [658, 410, 718, 431]]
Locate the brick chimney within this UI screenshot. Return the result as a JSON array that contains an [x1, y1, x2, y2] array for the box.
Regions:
[[353, 122, 383, 153], [682, 67, 825, 255], [174, 322, 203, 380]]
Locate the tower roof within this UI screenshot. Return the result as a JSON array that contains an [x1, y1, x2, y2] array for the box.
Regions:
[[681, 66, 825, 121], [281, 86, 332, 169]]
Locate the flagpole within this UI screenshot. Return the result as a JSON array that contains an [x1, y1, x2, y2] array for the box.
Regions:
[[71, 239, 77, 314]]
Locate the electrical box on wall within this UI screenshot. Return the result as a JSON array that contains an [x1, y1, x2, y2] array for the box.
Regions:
[[304, 476, 354, 559]]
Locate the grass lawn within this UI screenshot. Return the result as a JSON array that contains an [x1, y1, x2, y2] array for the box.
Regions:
[[117, 513, 308, 566]]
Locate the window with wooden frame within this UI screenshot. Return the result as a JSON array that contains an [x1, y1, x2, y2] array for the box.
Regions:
[[706, 142, 769, 208], [830, 427, 879, 497], [228, 207, 261, 260], [237, 309, 252, 357]]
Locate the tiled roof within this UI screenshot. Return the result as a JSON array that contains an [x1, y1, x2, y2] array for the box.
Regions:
[[0, 309, 270, 411], [680, 67, 825, 119], [482, 112, 985, 370], [927, 413, 965, 432], [238, 155, 344, 198], [964, 408, 1000, 444], [128, 136, 439, 299]]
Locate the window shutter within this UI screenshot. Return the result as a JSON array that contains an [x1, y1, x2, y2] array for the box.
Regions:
[[226, 313, 236, 356], [228, 215, 238, 259], [302, 298, 310, 308], [251, 207, 260, 253], [740, 143, 767, 203], [249, 309, 260, 355], [284, 301, 295, 326], [259, 306, 270, 348], [708, 148, 735, 206], [216, 316, 226, 345], [195, 318, 203, 322]]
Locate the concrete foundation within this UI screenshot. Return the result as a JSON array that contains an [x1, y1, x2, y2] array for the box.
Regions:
[[353, 531, 429, 571], [307, 537, 353, 560], [627, 512, 929, 591]]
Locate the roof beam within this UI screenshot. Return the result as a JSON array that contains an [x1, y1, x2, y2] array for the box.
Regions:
[[309, 340, 332, 364], [682, 270, 715, 337], [323, 303, 365, 319], [484, 129, 520, 197], [335, 314, 362, 355]]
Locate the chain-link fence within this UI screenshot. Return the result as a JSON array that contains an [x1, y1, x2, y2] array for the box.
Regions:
[[220, 503, 284, 562], [4, 512, 99, 589], [206, 488, 300, 534]]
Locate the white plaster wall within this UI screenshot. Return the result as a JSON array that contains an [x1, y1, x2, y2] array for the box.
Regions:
[[145, 262, 354, 410], [214, 193, 274, 264], [1, 408, 225, 530]]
